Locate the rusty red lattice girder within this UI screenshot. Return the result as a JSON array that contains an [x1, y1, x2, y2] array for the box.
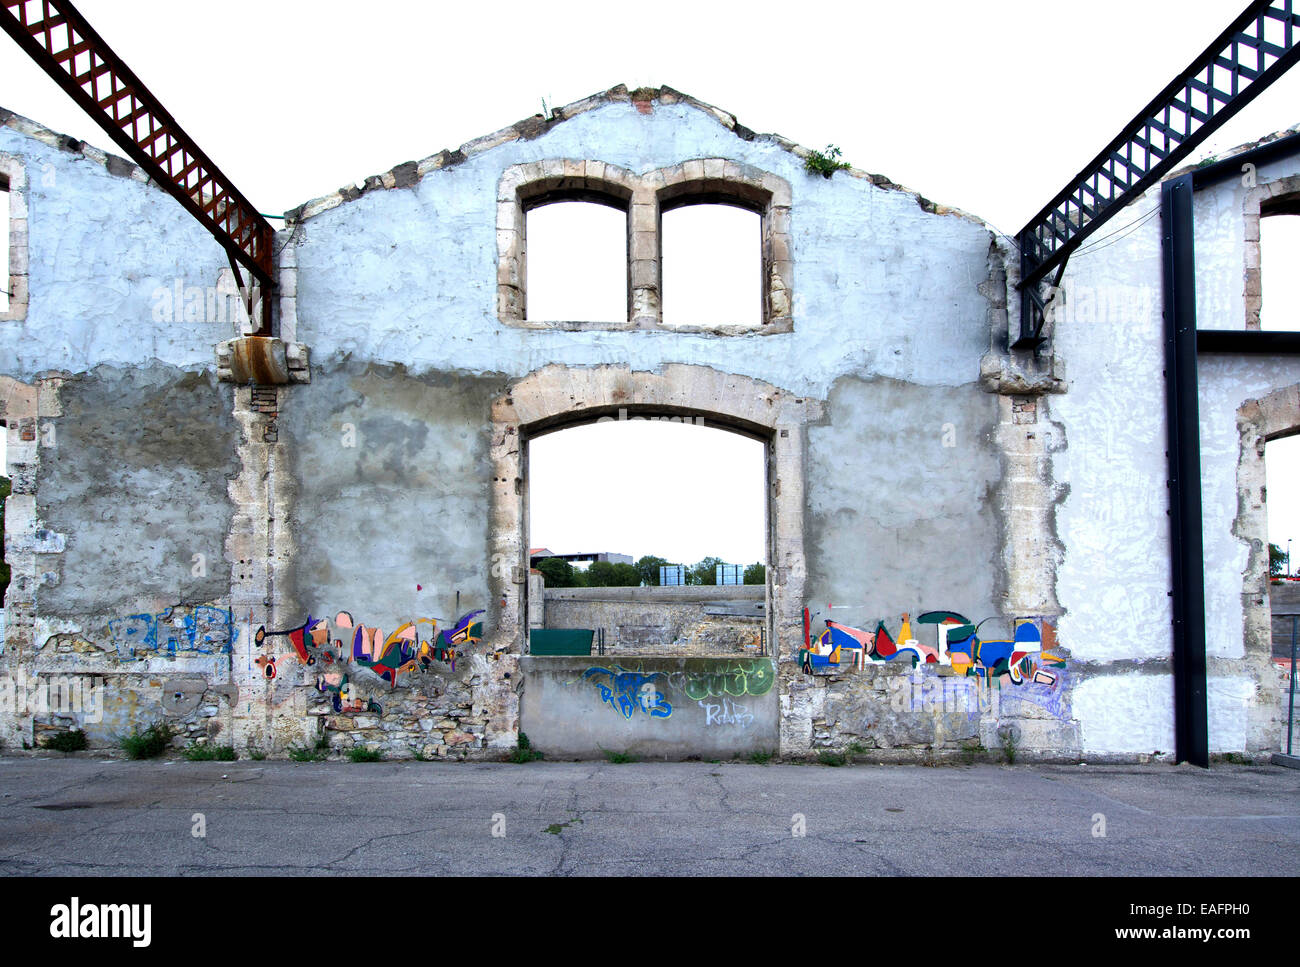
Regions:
[[0, 0, 274, 334]]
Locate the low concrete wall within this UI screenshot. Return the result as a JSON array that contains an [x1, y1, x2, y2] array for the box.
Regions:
[[1272, 581, 1300, 659], [520, 655, 777, 759], [778, 657, 1082, 760], [542, 585, 764, 655]]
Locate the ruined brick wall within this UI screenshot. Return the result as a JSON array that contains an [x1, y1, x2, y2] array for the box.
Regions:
[[0, 108, 248, 755], [543, 585, 765, 656], [9, 89, 1293, 761]]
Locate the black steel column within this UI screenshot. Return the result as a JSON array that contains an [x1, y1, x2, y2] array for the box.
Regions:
[[1161, 173, 1209, 767]]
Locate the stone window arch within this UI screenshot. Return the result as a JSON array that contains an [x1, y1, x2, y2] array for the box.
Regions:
[[1243, 174, 1300, 330], [488, 364, 822, 657], [496, 159, 792, 334], [0, 155, 28, 322]]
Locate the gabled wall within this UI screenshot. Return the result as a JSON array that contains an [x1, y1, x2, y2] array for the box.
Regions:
[[9, 88, 1289, 760]]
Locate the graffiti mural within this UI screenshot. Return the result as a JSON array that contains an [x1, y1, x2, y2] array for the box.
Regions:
[[800, 607, 1065, 691], [107, 605, 233, 660], [580, 665, 673, 719], [315, 672, 383, 715], [256, 607, 487, 689], [698, 697, 754, 728], [675, 660, 774, 701]]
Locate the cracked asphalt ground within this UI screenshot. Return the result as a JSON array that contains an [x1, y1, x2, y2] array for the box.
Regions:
[[0, 757, 1296, 876]]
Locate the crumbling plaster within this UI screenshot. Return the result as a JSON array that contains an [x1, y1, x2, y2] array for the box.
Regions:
[[286, 87, 997, 403], [0, 108, 242, 379], [1052, 156, 1300, 754], [3, 81, 1295, 758]]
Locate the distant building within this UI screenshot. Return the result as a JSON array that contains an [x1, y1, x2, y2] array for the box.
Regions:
[[530, 549, 633, 567]]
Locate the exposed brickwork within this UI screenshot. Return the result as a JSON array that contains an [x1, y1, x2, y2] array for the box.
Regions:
[[250, 386, 279, 442], [1012, 397, 1038, 424], [0, 375, 66, 746]]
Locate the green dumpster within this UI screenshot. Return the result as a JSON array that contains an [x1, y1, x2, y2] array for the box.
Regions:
[[528, 628, 595, 656]]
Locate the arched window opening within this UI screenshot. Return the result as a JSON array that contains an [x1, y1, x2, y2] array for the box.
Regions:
[[524, 200, 627, 323], [527, 416, 768, 655], [1260, 209, 1300, 332], [660, 203, 761, 328], [1, 419, 8, 607], [1265, 433, 1300, 682]]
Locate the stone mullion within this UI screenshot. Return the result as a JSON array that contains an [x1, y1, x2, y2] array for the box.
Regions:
[[629, 187, 660, 327]]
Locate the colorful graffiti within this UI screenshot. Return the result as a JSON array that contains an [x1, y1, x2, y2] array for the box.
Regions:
[[800, 607, 1065, 689], [580, 665, 673, 719], [254, 654, 278, 679], [256, 607, 487, 689], [235, 606, 485, 722], [315, 672, 383, 715], [107, 605, 233, 660]]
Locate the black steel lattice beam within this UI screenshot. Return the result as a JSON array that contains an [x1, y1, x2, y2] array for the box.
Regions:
[[1015, 0, 1300, 346]]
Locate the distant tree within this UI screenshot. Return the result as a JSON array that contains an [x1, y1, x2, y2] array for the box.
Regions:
[[743, 561, 765, 585], [1270, 542, 1288, 579], [536, 557, 575, 588], [585, 561, 616, 587], [687, 556, 724, 586], [610, 562, 642, 587], [585, 561, 641, 587], [635, 555, 669, 587]]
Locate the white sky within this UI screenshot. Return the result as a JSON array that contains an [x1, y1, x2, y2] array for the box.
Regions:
[[1, 0, 1299, 560], [529, 421, 766, 565], [525, 201, 761, 325]]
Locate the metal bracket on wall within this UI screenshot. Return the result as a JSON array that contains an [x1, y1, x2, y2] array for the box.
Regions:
[[216, 337, 309, 385]]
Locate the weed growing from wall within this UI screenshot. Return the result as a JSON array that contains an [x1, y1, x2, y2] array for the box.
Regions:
[[508, 731, 544, 763], [805, 145, 850, 178], [999, 726, 1019, 765]]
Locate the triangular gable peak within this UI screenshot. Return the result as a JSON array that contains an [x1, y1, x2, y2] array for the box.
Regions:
[[284, 84, 980, 226]]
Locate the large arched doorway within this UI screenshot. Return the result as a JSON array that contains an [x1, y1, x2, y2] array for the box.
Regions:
[[1233, 381, 1300, 753], [489, 364, 822, 757], [527, 414, 768, 625]]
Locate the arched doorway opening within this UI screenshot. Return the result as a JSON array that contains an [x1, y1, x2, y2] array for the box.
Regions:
[[487, 365, 822, 758], [527, 408, 769, 655]]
